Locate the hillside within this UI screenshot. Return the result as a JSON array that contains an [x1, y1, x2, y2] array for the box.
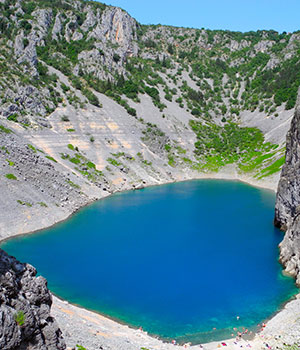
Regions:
[[1, 0, 300, 348], [0, 0, 298, 237]]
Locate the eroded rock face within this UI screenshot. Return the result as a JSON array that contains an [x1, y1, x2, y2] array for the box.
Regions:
[[275, 89, 300, 230], [0, 249, 65, 349], [275, 89, 300, 284]]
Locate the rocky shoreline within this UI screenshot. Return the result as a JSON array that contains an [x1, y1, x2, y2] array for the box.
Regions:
[[3, 169, 299, 350], [0, 164, 278, 242]]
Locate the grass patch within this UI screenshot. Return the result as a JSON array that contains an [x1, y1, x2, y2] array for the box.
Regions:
[[70, 157, 81, 165], [107, 158, 122, 167], [258, 156, 285, 178], [112, 152, 125, 158], [46, 155, 57, 163], [190, 121, 277, 172], [27, 144, 37, 153], [76, 345, 87, 350], [38, 202, 48, 207], [0, 125, 12, 133], [5, 173, 17, 180], [239, 152, 276, 172], [67, 128, 75, 132], [67, 180, 81, 189], [17, 200, 32, 207]]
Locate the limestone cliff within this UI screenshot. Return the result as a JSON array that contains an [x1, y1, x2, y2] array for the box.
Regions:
[[275, 89, 300, 284], [0, 249, 65, 349]]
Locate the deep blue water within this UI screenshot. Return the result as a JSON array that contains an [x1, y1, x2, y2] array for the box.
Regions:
[[1, 180, 298, 344]]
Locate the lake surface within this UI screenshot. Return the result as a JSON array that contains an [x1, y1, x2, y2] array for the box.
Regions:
[[2, 180, 298, 344]]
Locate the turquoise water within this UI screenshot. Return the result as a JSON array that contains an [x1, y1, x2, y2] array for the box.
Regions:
[[1, 180, 298, 344]]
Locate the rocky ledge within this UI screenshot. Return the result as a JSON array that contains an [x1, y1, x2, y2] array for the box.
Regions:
[[0, 249, 65, 350]]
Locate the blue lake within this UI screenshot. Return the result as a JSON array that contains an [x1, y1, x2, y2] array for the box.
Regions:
[[1, 180, 298, 344]]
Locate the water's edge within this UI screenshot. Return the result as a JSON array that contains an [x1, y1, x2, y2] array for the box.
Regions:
[[1, 171, 289, 349]]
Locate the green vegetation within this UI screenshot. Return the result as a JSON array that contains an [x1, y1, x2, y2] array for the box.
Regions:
[[282, 344, 299, 350], [46, 155, 57, 163], [67, 180, 81, 189], [27, 144, 37, 153], [107, 158, 122, 167], [38, 202, 48, 207], [70, 157, 81, 165], [76, 345, 87, 350], [61, 151, 103, 182], [5, 173, 17, 180], [6, 159, 14, 166], [257, 155, 285, 178], [14, 311, 25, 326], [190, 120, 278, 172], [0, 0, 296, 180], [1, 146, 10, 154], [7, 114, 18, 122], [82, 88, 101, 107], [17, 200, 32, 207], [0, 125, 12, 133]]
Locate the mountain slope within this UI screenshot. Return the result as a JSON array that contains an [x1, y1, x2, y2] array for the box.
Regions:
[[1, 1, 300, 348]]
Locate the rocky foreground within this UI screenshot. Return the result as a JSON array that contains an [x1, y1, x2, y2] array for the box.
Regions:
[[0, 249, 65, 350]]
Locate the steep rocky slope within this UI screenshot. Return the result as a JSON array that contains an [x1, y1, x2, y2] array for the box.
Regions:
[[275, 89, 300, 285], [0, 0, 297, 241], [0, 249, 65, 350]]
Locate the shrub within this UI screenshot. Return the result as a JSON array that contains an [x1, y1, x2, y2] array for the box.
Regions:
[[23, 38, 29, 48], [86, 161, 96, 169], [82, 89, 101, 107], [14, 311, 25, 326], [113, 53, 121, 63], [61, 83, 70, 92], [20, 20, 32, 32], [61, 115, 70, 122], [7, 114, 18, 122], [37, 62, 48, 77], [70, 157, 80, 165], [191, 108, 201, 116]]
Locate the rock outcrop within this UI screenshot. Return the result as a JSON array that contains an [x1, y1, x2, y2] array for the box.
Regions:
[[275, 88, 300, 284], [0, 249, 65, 349]]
